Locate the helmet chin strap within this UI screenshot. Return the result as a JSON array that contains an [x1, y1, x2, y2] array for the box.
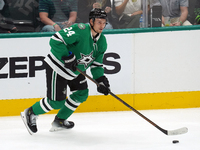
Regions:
[[90, 19, 99, 43], [90, 19, 98, 34]]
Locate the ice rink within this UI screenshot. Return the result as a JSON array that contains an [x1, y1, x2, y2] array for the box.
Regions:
[[0, 108, 199, 150]]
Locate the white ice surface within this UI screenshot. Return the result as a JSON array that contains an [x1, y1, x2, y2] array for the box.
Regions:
[[0, 108, 200, 150]]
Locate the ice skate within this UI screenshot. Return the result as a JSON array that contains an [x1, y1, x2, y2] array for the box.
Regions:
[[20, 107, 38, 135], [49, 116, 74, 132]]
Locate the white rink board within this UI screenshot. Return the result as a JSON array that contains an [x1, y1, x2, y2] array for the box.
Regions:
[[0, 35, 133, 99], [134, 30, 200, 93], [0, 37, 50, 99], [0, 30, 200, 100]]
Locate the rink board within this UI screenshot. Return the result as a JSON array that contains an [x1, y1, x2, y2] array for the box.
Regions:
[[0, 91, 200, 116], [0, 26, 200, 116]]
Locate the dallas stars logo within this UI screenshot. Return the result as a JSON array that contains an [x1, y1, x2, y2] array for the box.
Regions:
[[77, 51, 94, 69], [78, 23, 86, 30]]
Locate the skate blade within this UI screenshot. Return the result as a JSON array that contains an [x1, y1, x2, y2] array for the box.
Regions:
[[20, 112, 33, 135]]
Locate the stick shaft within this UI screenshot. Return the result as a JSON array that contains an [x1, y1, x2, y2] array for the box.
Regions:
[[76, 68, 167, 134], [109, 91, 167, 134]]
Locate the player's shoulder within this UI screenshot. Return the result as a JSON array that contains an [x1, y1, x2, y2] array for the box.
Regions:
[[71, 23, 90, 32], [100, 33, 106, 39], [58, 23, 89, 39], [97, 34, 107, 51], [99, 33, 107, 43]]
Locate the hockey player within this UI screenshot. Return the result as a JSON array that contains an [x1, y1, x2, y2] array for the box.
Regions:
[[20, 8, 110, 135]]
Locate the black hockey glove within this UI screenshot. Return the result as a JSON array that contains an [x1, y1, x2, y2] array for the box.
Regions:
[[95, 76, 110, 95], [62, 52, 77, 72]]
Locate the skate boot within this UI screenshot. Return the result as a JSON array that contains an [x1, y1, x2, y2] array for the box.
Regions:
[[49, 116, 74, 132], [20, 107, 38, 135]]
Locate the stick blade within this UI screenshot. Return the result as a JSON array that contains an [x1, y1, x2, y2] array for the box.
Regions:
[[167, 127, 188, 135]]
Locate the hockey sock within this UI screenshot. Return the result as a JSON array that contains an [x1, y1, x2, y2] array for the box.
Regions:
[[56, 105, 74, 120], [32, 97, 65, 115], [56, 97, 81, 120]]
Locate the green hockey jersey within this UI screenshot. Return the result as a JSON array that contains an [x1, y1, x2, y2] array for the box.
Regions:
[[45, 23, 107, 80]]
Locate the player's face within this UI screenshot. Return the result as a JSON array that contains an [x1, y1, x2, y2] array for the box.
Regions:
[[93, 18, 107, 33]]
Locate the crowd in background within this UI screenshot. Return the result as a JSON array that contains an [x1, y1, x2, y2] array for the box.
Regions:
[[0, 0, 199, 33]]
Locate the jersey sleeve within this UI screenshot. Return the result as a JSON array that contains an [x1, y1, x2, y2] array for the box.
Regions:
[[49, 25, 80, 62]]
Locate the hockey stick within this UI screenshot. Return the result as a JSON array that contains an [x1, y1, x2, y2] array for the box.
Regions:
[[76, 68, 188, 136]]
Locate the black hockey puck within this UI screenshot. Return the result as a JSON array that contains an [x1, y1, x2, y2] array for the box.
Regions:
[[172, 140, 179, 144]]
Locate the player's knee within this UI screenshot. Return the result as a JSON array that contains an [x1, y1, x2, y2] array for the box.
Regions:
[[47, 97, 66, 109], [70, 89, 89, 103]]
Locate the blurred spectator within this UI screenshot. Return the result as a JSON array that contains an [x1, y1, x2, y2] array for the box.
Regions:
[[149, 0, 160, 8], [0, 0, 5, 10], [159, 0, 192, 26], [76, 0, 113, 29], [148, 0, 162, 27], [194, 0, 200, 25], [114, 0, 147, 29], [39, 0, 77, 32], [0, 0, 17, 33]]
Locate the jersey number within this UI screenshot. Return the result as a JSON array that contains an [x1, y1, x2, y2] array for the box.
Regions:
[[64, 27, 75, 37]]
